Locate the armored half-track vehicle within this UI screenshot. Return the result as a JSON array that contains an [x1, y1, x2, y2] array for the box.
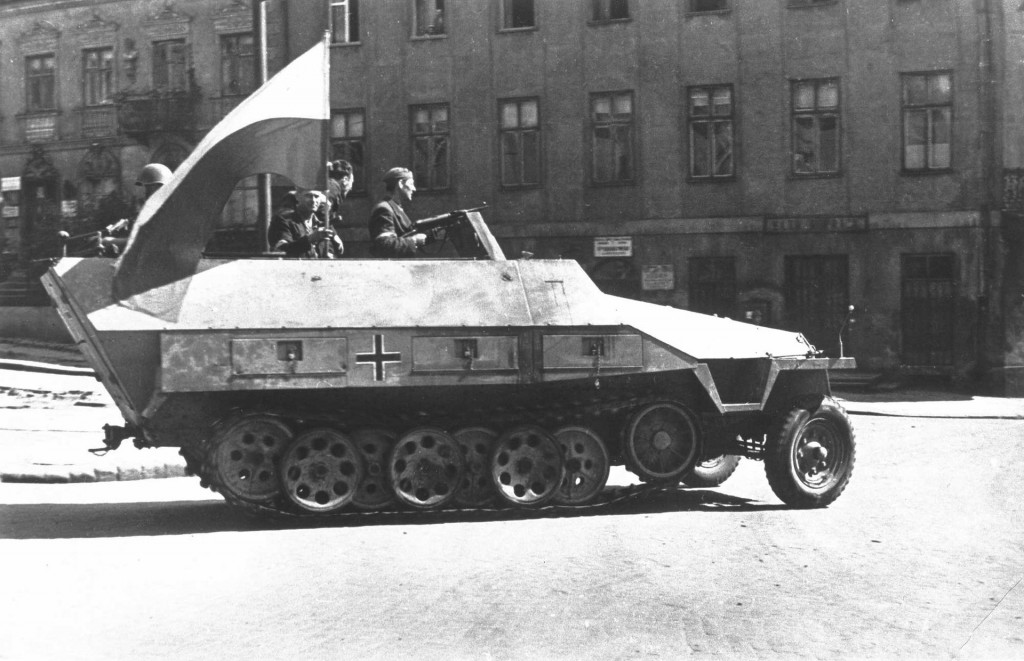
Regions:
[[42, 207, 856, 516], [39, 38, 855, 516]]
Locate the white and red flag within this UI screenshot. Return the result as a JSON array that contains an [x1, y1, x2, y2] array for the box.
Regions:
[[112, 36, 329, 306]]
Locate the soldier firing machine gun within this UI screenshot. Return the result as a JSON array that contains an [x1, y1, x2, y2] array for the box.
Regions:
[[400, 204, 488, 256]]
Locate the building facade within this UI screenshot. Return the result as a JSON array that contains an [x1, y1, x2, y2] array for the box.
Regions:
[[0, 0, 287, 302], [1, 0, 1022, 393]]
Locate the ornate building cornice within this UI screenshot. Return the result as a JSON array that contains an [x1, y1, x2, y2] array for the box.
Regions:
[[18, 19, 60, 54]]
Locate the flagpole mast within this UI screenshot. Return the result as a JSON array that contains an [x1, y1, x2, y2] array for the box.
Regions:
[[254, 0, 271, 253], [323, 30, 331, 196]]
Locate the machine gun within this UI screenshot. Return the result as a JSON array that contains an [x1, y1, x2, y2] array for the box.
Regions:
[[400, 205, 488, 240]]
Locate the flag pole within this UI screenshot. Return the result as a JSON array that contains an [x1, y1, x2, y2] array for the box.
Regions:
[[254, 0, 271, 253], [323, 30, 331, 196]]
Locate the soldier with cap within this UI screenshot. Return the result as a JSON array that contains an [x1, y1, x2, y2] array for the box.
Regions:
[[368, 167, 428, 257], [324, 159, 354, 227]]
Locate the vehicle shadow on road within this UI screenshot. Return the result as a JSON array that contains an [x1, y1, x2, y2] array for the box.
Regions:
[[0, 487, 788, 540]]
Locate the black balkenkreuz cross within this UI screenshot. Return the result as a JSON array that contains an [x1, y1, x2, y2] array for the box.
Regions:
[[355, 334, 402, 381]]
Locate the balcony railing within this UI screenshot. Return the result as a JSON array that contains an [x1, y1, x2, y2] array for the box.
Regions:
[[76, 105, 118, 139], [1004, 169, 1024, 211], [115, 88, 201, 137], [208, 95, 246, 126]]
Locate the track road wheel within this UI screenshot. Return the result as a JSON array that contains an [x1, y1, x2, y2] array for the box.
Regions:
[[208, 414, 292, 503], [351, 428, 397, 510], [453, 427, 497, 508], [624, 402, 701, 482], [682, 454, 742, 488], [389, 427, 464, 509], [490, 425, 565, 507], [764, 397, 856, 508], [552, 426, 610, 505], [280, 428, 363, 513]]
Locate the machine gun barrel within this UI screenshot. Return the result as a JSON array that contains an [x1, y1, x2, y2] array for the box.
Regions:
[[403, 205, 487, 237]]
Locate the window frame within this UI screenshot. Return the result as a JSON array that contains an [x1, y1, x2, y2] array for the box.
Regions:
[[790, 77, 841, 177], [152, 38, 188, 92], [498, 97, 542, 189], [688, 256, 737, 318], [787, 0, 839, 8], [687, 0, 730, 13], [501, 0, 537, 31], [410, 102, 451, 192], [590, 0, 630, 24], [330, 0, 361, 45], [900, 71, 953, 173], [687, 84, 735, 181], [331, 108, 368, 195], [81, 46, 114, 107], [218, 33, 255, 98], [589, 90, 636, 187], [413, 0, 447, 38], [26, 53, 57, 112]]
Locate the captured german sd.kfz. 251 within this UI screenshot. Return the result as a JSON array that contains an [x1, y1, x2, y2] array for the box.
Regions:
[[42, 206, 857, 516], [40, 40, 856, 518]]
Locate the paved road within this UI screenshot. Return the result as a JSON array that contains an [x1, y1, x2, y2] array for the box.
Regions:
[[1, 414, 1022, 661]]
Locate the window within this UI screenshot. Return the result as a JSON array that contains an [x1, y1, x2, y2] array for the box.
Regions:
[[330, 0, 360, 44], [689, 257, 736, 318], [82, 48, 114, 106], [220, 34, 254, 97], [791, 78, 840, 175], [500, 98, 541, 187], [332, 109, 366, 193], [688, 85, 734, 179], [689, 0, 728, 11], [503, 0, 535, 29], [415, 0, 446, 36], [153, 39, 187, 92], [411, 104, 450, 190], [590, 91, 634, 185], [26, 54, 56, 111], [902, 72, 952, 171], [591, 0, 629, 21]]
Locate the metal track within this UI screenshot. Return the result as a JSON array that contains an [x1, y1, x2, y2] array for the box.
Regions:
[[189, 385, 675, 519]]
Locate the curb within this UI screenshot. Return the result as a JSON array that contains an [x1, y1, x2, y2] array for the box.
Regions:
[[1, 462, 187, 484], [0, 358, 95, 377]]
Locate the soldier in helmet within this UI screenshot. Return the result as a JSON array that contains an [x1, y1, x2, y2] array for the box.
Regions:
[[92, 163, 171, 256], [368, 167, 427, 257]]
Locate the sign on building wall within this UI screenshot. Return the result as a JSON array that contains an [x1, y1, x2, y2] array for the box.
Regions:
[[594, 236, 633, 258], [2, 177, 21, 221], [641, 264, 675, 291]]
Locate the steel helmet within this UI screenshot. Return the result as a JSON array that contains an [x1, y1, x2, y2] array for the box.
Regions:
[[135, 163, 172, 187]]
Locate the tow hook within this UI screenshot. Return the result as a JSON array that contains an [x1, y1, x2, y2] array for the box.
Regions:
[[89, 423, 138, 456]]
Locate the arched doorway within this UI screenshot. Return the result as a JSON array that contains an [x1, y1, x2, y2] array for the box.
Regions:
[[22, 146, 61, 261]]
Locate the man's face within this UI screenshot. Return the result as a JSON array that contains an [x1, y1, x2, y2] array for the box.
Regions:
[[397, 176, 416, 203], [339, 174, 353, 196], [142, 183, 162, 201], [298, 190, 325, 215]]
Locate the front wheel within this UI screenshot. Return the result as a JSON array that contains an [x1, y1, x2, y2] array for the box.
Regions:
[[764, 397, 855, 508], [682, 454, 741, 488]]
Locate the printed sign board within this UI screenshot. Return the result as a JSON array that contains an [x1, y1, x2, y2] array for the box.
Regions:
[[594, 236, 633, 258], [641, 264, 675, 291]]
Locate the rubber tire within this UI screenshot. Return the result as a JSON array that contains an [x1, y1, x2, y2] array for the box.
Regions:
[[764, 397, 856, 508], [682, 454, 742, 488]]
